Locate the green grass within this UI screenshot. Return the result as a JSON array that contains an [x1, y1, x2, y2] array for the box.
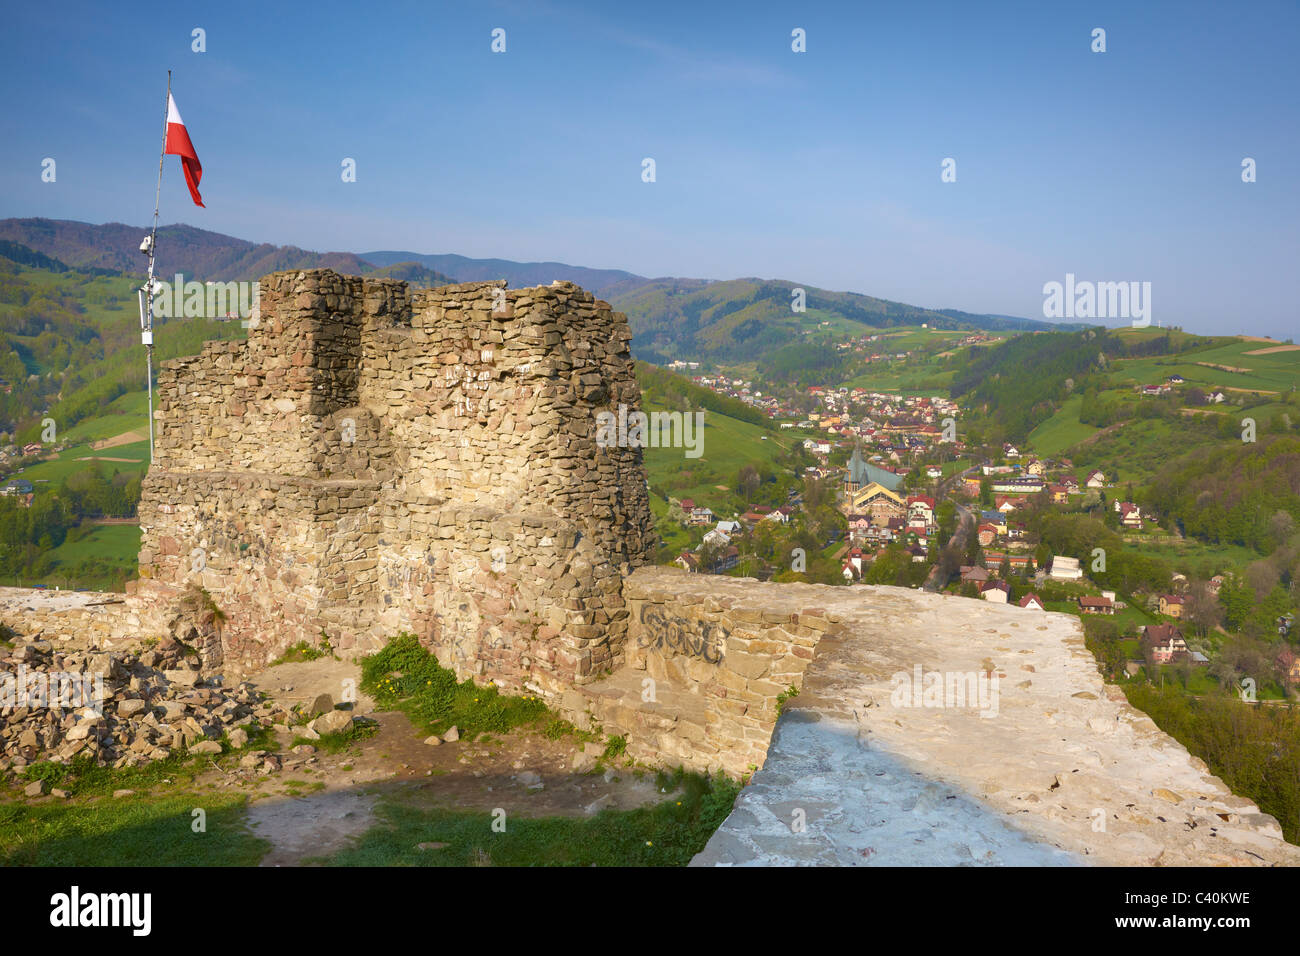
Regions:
[[361, 633, 555, 742], [18, 439, 149, 485], [1070, 417, 1195, 485], [57, 391, 150, 445], [312, 769, 740, 867], [270, 638, 336, 666], [0, 793, 269, 866], [293, 722, 379, 754], [1045, 600, 1154, 634], [640, 399, 790, 510], [1027, 394, 1099, 456], [1127, 538, 1261, 575], [17, 724, 277, 800], [45, 523, 140, 565], [10, 522, 141, 591], [1, 723, 278, 865]]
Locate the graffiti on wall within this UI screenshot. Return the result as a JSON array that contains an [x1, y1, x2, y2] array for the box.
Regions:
[[636, 605, 726, 665]]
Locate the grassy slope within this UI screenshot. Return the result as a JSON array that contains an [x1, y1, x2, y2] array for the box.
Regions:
[[1107, 337, 1300, 394], [46, 523, 141, 566], [640, 400, 791, 511], [1027, 394, 1098, 456], [20, 439, 148, 485]]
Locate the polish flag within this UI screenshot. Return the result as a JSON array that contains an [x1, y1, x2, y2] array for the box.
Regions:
[[164, 93, 204, 207]]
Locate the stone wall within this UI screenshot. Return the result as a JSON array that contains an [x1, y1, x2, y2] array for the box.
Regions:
[[136, 269, 655, 696], [567, 568, 841, 776], [691, 582, 1300, 866], [0, 588, 169, 653]]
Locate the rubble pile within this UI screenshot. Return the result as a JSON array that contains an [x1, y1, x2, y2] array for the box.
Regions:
[[0, 634, 328, 779]]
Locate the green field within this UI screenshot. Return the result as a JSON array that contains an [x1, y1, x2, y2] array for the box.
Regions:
[[47, 523, 141, 566], [641, 401, 792, 510], [1107, 337, 1300, 395], [1070, 418, 1199, 485], [1123, 538, 1261, 577], [1027, 394, 1098, 456], [57, 391, 150, 445], [843, 365, 956, 392], [19, 439, 148, 485], [7, 523, 142, 590]]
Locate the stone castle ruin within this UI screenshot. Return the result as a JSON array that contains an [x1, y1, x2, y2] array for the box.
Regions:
[[135, 269, 656, 699], [4, 267, 1298, 863]]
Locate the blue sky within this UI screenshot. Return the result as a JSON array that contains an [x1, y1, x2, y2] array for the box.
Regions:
[[1, 0, 1296, 337]]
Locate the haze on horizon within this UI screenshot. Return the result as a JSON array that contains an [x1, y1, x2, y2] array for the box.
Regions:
[[0, 0, 1296, 339]]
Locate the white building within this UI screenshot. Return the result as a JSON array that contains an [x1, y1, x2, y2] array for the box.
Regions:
[[1049, 555, 1083, 581]]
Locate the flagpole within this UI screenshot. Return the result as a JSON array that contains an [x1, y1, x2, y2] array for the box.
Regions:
[[142, 70, 170, 467]]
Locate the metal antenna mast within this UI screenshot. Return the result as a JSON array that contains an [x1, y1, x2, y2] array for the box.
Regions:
[[138, 70, 171, 466]]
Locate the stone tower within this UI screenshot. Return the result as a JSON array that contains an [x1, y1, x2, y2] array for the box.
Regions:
[[136, 269, 656, 697]]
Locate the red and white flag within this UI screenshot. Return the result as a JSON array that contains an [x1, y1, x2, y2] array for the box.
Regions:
[[164, 93, 204, 207]]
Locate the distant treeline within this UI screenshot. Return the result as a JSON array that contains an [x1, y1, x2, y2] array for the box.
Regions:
[[0, 240, 72, 273], [756, 342, 857, 388]]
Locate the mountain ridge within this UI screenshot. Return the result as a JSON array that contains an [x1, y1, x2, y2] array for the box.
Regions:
[[0, 216, 1068, 361]]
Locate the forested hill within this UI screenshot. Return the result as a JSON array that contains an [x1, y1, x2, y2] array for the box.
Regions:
[[614, 277, 1064, 364], [949, 327, 1218, 443], [0, 218, 373, 281]]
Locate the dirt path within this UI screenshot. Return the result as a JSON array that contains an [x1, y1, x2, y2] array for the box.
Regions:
[[246, 658, 377, 715], [1243, 345, 1300, 355], [224, 659, 673, 865], [90, 430, 147, 451], [250, 788, 379, 867]]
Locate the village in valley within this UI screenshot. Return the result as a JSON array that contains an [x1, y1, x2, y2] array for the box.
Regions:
[[654, 341, 1299, 701]]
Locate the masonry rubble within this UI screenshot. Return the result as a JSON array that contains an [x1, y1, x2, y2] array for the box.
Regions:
[[0, 634, 349, 778]]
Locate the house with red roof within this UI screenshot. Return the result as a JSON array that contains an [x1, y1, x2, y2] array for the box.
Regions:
[[980, 580, 1010, 603], [1078, 595, 1114, 615]]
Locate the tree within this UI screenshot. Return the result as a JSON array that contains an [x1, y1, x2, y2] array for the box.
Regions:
[[1216, 574, 1254, 632], [1184, 582, 1224, 638], [935, 544, 962, 588], [666, 497, 685, 524], [1208, 633, 1273, 691], [1268, 510, 1296, 548], [1246, 559, 1281, 600], [697, 538, 727, 573]]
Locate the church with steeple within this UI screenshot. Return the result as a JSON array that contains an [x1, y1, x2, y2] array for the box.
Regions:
[[841, 444, 905, 519]]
